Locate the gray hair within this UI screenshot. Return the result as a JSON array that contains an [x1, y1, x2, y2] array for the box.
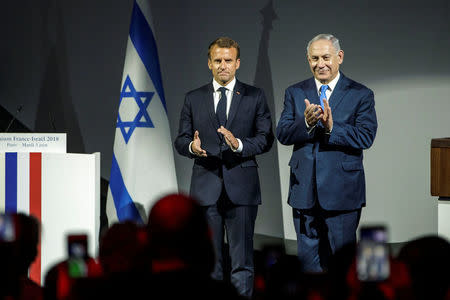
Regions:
[[306, 34, 341, 55]]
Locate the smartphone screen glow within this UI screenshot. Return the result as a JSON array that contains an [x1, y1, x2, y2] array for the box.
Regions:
[[357, 226, 390, 282]]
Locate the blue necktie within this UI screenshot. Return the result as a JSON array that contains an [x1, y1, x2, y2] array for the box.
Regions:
[[319, 84, 329, 110], [216, 87, 227, 126]]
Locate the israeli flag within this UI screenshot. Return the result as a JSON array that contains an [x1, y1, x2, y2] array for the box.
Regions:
[[107, 0, 178, 224]]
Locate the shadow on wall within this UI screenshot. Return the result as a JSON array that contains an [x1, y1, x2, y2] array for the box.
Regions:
[[253, 0, 284, 238], [0, 106, 31, 133], [35, 0, 85, 155]]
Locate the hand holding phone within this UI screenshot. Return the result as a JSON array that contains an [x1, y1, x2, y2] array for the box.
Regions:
[[67, 234, 88, 278], [0, 214, 15, 242], [67, 234, 88, 259], [356, 225, 390, 282]]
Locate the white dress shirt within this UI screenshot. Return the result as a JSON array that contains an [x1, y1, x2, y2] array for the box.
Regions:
[[306, 72, 341, 133], [212, 78, 236, 117], [314, 72, 340, 101], [189, 77, 243, 155]]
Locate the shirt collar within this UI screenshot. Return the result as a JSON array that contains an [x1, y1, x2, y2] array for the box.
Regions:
[[314, 72, 340, 94], [213, 77, 236, 92]]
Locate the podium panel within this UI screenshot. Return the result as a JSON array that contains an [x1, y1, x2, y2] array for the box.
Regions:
[[431, 138, 450, 197], [0, 152, 100, 284], [431, 138, 450, 243]]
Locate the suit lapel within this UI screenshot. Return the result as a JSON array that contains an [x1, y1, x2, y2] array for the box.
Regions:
[[226, 80, 244, 128], [305, 78, 320, 105], [329, 74, 350, 111], [205, 83, 220, 129]]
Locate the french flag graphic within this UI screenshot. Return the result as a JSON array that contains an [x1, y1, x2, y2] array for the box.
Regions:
[[1, 152, 42, 284], [0, 152, 100, 285]]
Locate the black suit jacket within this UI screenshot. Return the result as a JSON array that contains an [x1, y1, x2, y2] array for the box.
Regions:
[[174, 80, 274, 206]]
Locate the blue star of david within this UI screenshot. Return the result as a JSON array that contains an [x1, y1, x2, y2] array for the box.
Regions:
[[117, 75, 155, 144]]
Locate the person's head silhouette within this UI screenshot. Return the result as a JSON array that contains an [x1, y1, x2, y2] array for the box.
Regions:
[[147, 193, 214, 274]]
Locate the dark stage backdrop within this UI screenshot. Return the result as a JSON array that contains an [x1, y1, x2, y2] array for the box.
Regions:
[[1, 0, 449, 243]]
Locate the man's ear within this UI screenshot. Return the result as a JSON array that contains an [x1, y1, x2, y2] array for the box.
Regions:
[[338, 50, 344, 65]]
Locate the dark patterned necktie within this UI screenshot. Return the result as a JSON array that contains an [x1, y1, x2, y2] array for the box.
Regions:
[[216, 87, 227, 126]]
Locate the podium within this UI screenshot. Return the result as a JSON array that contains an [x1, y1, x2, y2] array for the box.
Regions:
[[431, 138, 450, 241], [0, 133, 100, 284]]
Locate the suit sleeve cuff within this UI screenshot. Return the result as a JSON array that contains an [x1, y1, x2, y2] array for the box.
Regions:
[[189, 141, 195, 155], [305, 118, 316, 134], [232, 138, 243, 153]]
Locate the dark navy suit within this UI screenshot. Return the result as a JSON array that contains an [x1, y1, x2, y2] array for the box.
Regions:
[[276, 73, 377, 271], [174, 80, 273, 296]]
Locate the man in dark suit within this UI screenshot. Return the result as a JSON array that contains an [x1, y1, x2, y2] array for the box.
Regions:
[[276, 34, 377, 272], [174, 37, 274, 298]]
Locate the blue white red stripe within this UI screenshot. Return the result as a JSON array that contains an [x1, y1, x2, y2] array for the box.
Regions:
[[1, 152, 42, 284]]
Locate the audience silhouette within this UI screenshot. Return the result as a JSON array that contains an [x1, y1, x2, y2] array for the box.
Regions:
[[98, 220, 149, 275], [397, 235, 450, 300], [0, 198, 449, 300], [0, 213, 43, 300], [13, 213, 43, 300], [146, 193, 241, 299]]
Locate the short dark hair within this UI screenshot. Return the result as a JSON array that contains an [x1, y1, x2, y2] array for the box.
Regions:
[[208, 37, 240, 59]]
